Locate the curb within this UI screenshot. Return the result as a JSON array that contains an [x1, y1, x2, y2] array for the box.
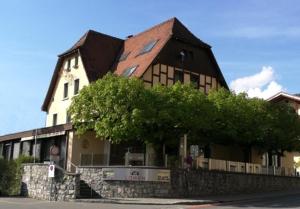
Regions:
[[73, 198, 219, 205]]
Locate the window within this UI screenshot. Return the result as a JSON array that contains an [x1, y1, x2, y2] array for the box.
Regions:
[[119, 51, 130, 62], [63, 83, 68, 99], [74, 79, 80, 95], [66, 112, 71, 123], [74, 56, 79, 68], [138, 40, 158, 55], [53, 114, 57, 126], [0, 143, 3, 157], [67, 59, 71, 71], [174, 70, 184, 83], [190, 74, 199, 89], [122, 66, 138, 77]]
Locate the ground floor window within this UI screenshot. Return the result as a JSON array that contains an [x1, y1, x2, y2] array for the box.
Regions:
[[109, 141, 145, 166]]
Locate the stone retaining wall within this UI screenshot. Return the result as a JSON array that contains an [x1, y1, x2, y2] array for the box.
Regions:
[[21, 164, 300, 200], [78, 167, 300, 198], [171, 169, 300, 197], [78, 167, 170, 198], [22, 164, 80, 201]]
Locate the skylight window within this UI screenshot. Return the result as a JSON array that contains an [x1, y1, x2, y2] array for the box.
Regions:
[[122, 66, 138, 77], [138, 40, 158, 55], [119, 51, 130, 62]]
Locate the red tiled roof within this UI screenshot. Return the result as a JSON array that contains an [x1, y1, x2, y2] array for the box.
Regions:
[[113, 17, 211, 78]]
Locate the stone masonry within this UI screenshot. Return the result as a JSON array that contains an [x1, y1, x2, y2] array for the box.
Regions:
[[78, 167, 300, 198], [21, 164, 300, 200], [78, 167, 170, 198], [22, 164, 80, 201]]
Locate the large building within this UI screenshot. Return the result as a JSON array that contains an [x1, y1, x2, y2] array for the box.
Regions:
[[0, 18, 295, 174]]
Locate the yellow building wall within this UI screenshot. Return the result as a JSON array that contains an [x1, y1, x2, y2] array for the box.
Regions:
[[67, 131, 110, 172], [46, 54, 90, 126], [281, 151, 296, 169]]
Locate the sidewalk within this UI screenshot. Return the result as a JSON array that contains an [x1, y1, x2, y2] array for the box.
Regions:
[[74, 189, 300, 205]]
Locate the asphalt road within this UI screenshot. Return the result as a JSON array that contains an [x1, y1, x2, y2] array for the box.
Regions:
[[1, 193, 300, 209], [189, 192, 300, 209]]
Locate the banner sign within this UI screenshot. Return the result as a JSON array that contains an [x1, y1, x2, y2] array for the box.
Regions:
[[102, 168, 170, 182]]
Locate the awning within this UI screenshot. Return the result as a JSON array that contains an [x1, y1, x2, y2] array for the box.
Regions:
[[21, 136, 34, 142], [21, 131, 65, 141]]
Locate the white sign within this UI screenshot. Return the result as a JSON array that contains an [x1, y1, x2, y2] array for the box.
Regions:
[[48, 164, 55, 178], [190, 145, 199, 159], [102, 168, 170, 182]]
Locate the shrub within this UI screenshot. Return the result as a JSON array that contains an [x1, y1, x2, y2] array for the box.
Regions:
[[0, 155, 35, 196]]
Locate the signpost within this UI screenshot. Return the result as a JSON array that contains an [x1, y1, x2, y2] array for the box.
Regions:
[[48, 163, 55, 201]]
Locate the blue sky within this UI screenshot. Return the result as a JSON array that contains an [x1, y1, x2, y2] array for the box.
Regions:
[[0, 0, 299, 135]]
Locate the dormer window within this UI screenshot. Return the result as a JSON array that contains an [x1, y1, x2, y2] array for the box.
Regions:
[[138, 40, 158, 56], [119, 51, 130, 62], [122, 66, 138, 77]]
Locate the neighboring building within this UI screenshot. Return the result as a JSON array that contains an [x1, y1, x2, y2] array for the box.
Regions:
[[0, 18, 295, 175], [267, 92, 300, 174]]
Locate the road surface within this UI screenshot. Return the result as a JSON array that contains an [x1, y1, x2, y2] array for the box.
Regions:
[[1, 193, 300, 209]]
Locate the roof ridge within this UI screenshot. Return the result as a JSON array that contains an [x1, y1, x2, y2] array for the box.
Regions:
[[59, 30, 124, 57], [127, 17, 176, 39], [172, 18, 211, 48], [87, 29, 124, 41], [267, 91, 300, 101]]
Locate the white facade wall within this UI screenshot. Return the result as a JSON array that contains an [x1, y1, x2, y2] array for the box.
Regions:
[[46, 54, 90, 126]]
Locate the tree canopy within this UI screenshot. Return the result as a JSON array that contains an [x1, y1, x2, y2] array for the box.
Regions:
[[68, 74, 300, 154]]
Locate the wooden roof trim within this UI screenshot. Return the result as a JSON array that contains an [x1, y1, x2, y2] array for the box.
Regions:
[[267, 92, 300, 103], [0, 124, 73, 142]]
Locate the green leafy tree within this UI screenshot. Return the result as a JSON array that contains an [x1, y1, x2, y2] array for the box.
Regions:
[[146, 83, 215, 145], [69, 74, 300, 164], [264, 102, 300, 155], [208, 88, 300, 162], [68, 73, 154, 144]]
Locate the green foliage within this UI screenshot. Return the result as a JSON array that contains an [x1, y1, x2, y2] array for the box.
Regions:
[[208, 88, 300, 155], [144, 83, 214, 145], [69, 73, 153, 143], [68, 74, 300, 155], [0, 155, 34, 196]]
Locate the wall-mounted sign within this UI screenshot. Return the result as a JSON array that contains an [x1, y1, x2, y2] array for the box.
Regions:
[[190, 145, 199, 159], [48, 164, 55, 178], [102, 168, 170, 182]]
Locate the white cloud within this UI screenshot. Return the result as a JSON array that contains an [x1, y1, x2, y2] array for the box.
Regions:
[[230, 66, 284, 99]]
